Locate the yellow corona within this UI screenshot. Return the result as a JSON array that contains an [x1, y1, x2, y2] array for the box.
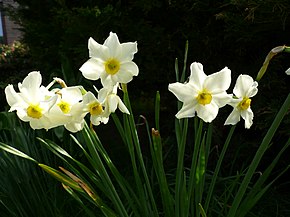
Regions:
[[196, 90, 212, 106], [238, 97, 251, 110], [27, 104, 43, 119], [58, 101, 71, 114], [89, 102, 103, 115], [105, 58, 120, 75]]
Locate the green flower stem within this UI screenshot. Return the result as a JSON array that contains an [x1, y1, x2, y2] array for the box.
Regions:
[[174, 118, 189, 217], [204, 125, 236, 212], [205, 124, 213, 162], [152, 128, 174, 217], [124, 112, 152, 216], [142, 114, 173, 217], [173, 41, 190, 217], [82, 125, 142, 217], [122, 113, 146, 212], [111, 113, 127, 145], [227, 93, 290, 217], [188, 119, 203, 216], [122, 84, 159, 216], [82, 125, 128, 217], [152, 91, 174, 216], [194, 135, 206, 217], [189, 121, 212, 217]]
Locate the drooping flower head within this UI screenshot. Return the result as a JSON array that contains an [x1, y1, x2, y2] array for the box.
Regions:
[[98, 83, 130, 115], [79, 32, 139, 87], [81, 91, 109, 126], [49, 86, 86, 132], [168, 62, 232, 122], [5, 71, 58, 129], [224, 74, 258, 129]]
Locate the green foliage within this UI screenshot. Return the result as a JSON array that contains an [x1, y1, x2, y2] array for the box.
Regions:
[[0, 43, 290, 217], [0, 112, 92, 217], [1, 85, 289, 217], [1, 1, 290, 215]]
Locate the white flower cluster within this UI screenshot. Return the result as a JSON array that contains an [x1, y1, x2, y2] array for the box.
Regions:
[[5, 32, 138, 132], [169, 62, 258, 129], [5, 32, 259, 131]]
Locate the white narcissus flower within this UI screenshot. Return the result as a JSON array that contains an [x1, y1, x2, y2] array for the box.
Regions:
[[82, 91, 110, 126], [168, 62, 232, 123], [98, 83, 130, 115], [224, 74, 258, 129], [285, 68, 290, 75], [79, 32, 139, 87], [49, 86, 86, 132], [5, 71, 58, 130]]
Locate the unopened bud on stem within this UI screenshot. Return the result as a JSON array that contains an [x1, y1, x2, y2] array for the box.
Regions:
[[256, 45, 287, 81]]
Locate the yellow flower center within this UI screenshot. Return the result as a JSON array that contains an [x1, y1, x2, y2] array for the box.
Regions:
[[105, 58, 120, 75], [27, 104, 43, 119], [58, 101, 71, 114], [89, 102, 103, 115], [238, 97, 251, 110], [196, 90, 212, 105]]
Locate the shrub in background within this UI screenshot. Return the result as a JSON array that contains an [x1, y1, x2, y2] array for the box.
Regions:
[[0, 41, 31, 82], [0, 41, 34, 108]]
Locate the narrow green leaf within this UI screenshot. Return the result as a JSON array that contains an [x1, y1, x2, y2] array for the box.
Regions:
[[196, 138, 206, 185], [180, 40, 189, 83], [175, 118, 188, 217], [199, 203, 208, 217], [38, 164, 83, 192], [155, 91, 160, 131], [151, 128, 174, 217], [227, 93, 290, 217], [237, 137, 290, 216], [123, 87, 159, 216], [37, 137, 72, 159], [237, 156, 290, 217], [82, 124, 129, 217], [62, 184, 97, 217], [0, 142, 38, 163], [175, 58, 180, 82]]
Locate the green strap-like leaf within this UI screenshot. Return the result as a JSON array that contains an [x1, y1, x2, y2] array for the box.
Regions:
[[0, 142, 38, 163], [38, 164, 83, 192]]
